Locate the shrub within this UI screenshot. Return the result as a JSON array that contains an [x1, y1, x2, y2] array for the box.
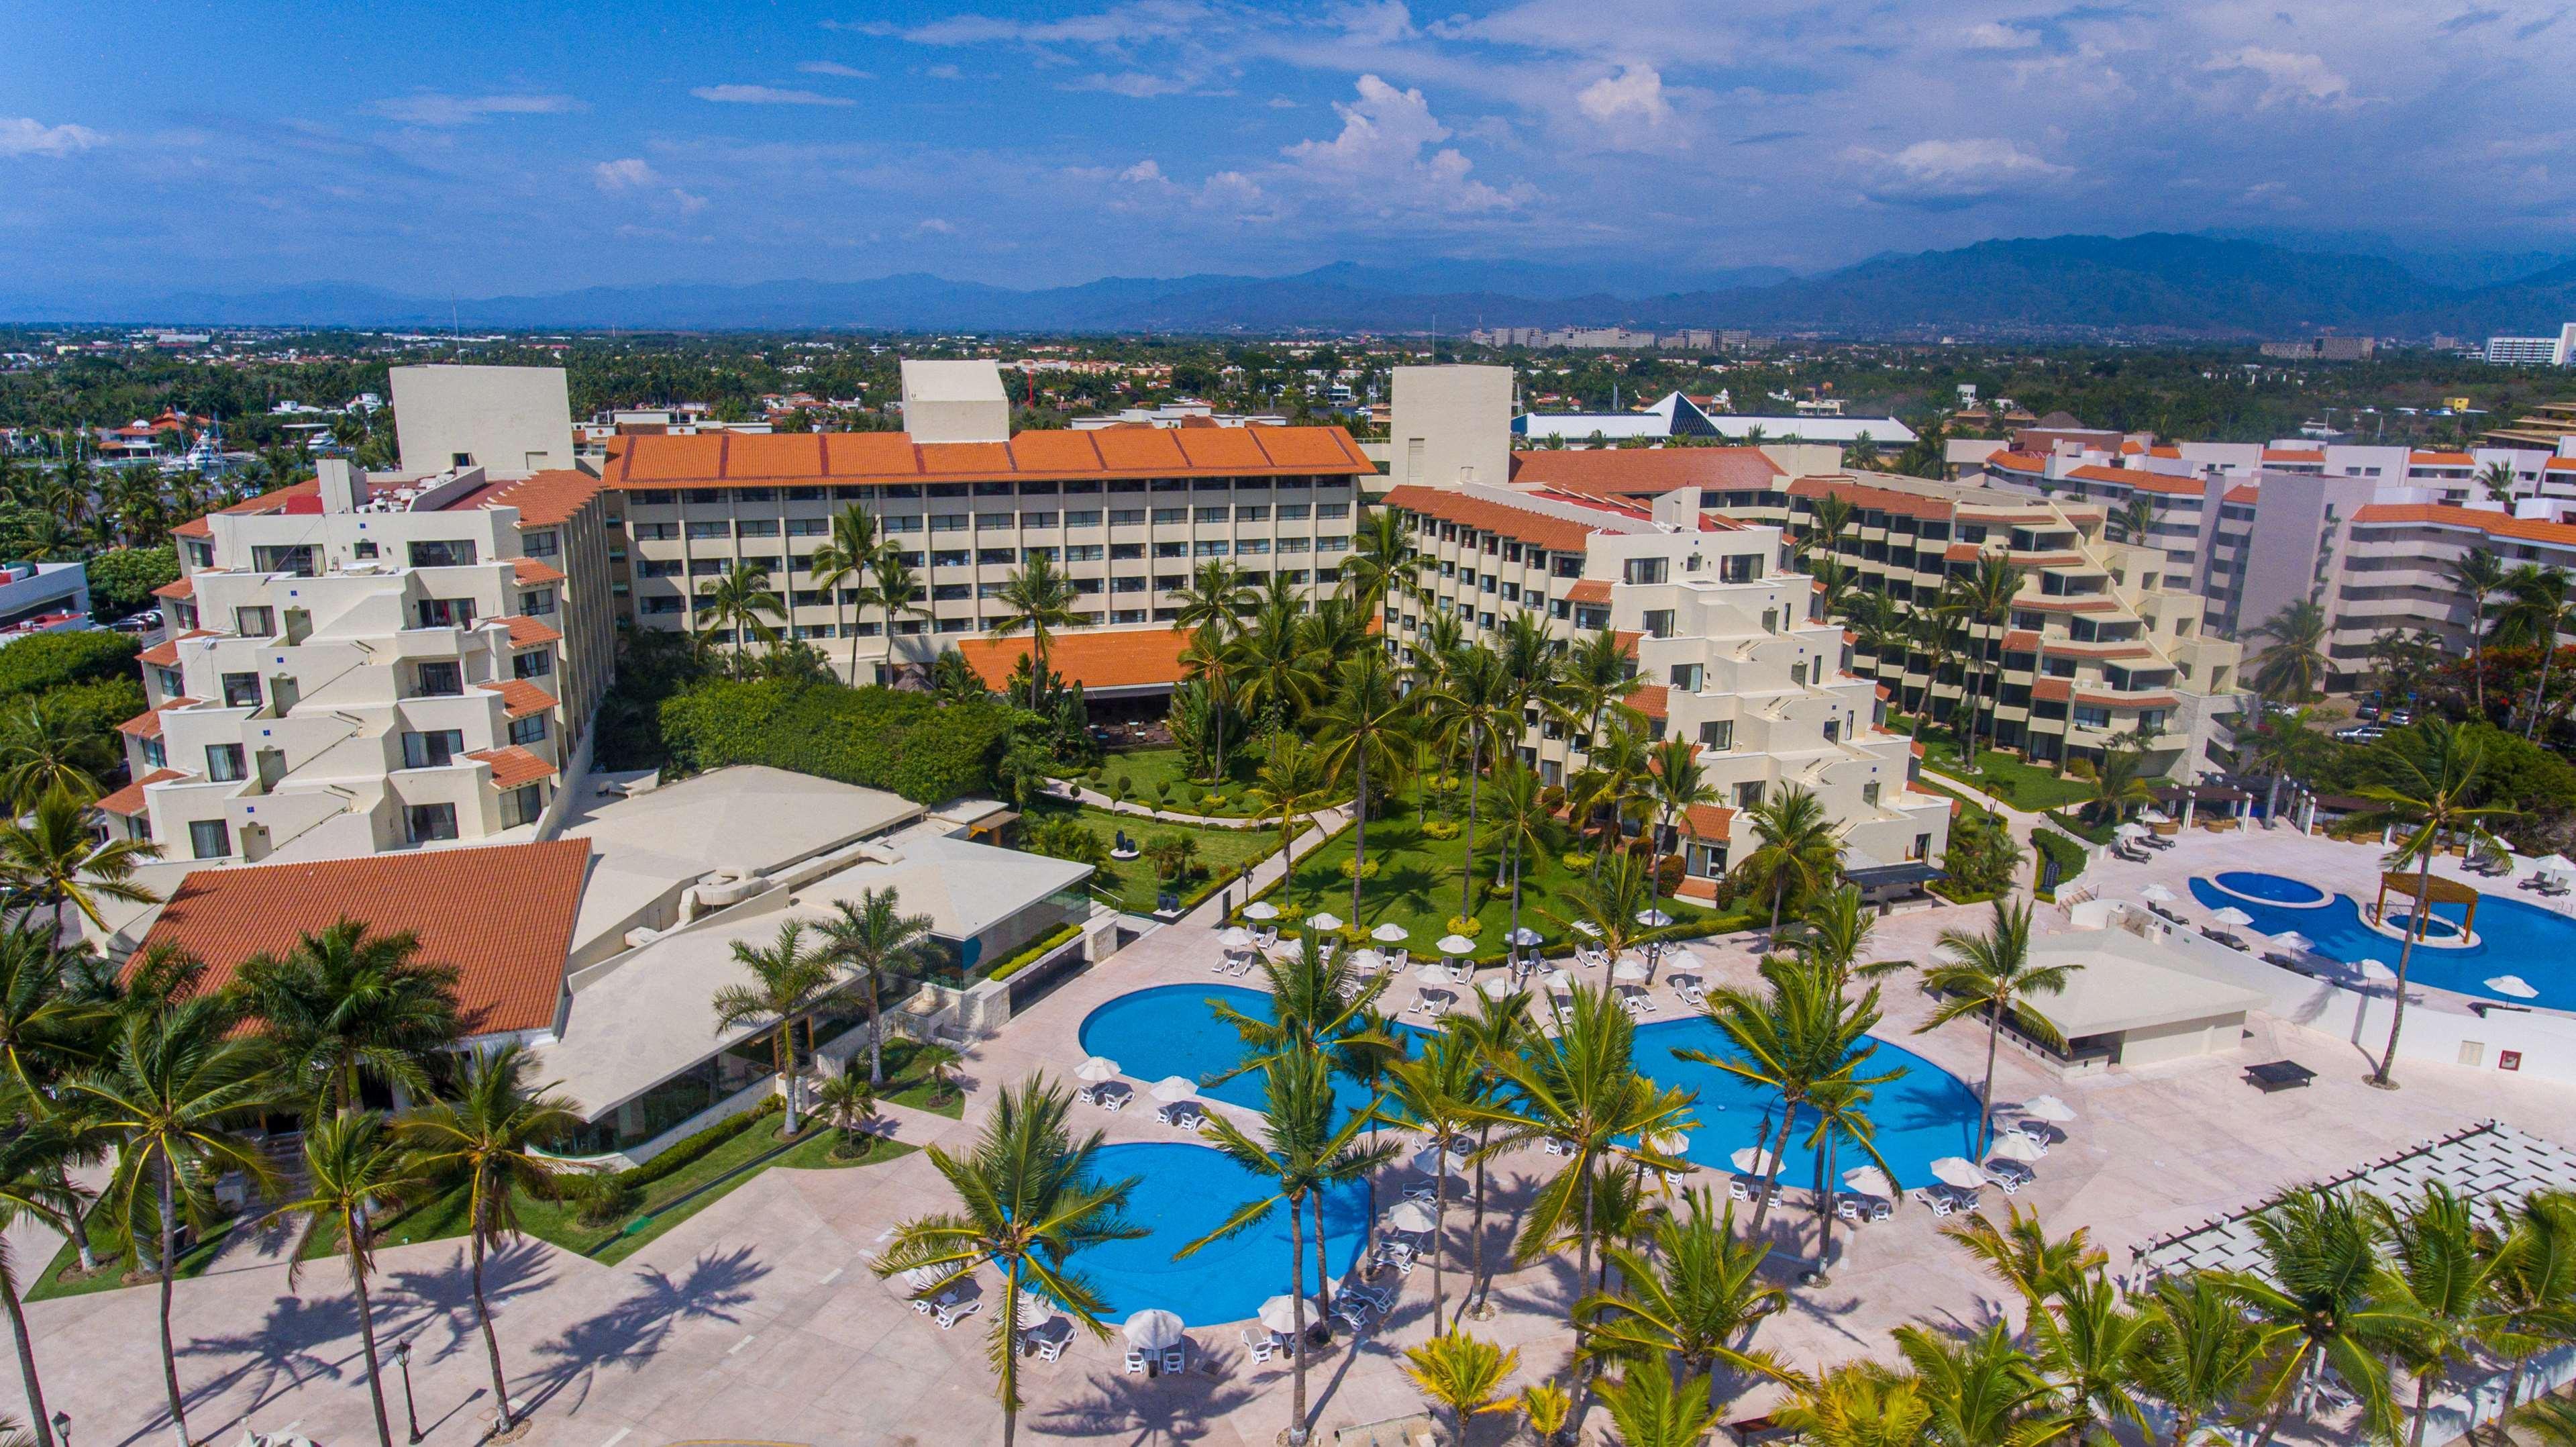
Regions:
[[1336, 857, 1381, 880], [658, 680, 1013, 803], [566, 1172, 638, 1227], [0, 630, 138, 698], [85, 546, 179, 620], [2063, 756, 2098, 782], [1654, 854, 1685, 896], [1421, 819, 1461, 840], [1562, 852, 1595, 872], [1443, 915, 1482, 935], [1023, 814, 1107, 866]]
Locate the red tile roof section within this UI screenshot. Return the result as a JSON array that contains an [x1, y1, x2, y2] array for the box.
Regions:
[[1563, 579, 1613, 605], [96, 768, 187, 816], [1786, 476, 1953, 521], [503, 615, 562, 647], [602, 425, 1370, 489], [153, 576, 195, 600], [117, 699, 198, 738], [1506, 447, 1782, 498], [2350, 504, 2576, 549], [172, 481, 321, 538], [140, 630, 214, 667], [2064, 464, 2207, 497], [466, 746, 555, 790], [482, 469, 603, 526], [956, 627, 1194, 691], [1682, 804, 1735, 840], [512, 558, 567, 586], [477, 679, 559, 717], [1383, 485, 1605, 552], [1628, 684, 1669, 719]]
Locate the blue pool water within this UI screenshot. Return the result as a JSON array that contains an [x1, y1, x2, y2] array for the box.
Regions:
[[2210, 870, 2328, 906], [1078, 1142, 1370, 1326], [2189, 872, 2576, 1011], [1078, 983, 1433, 1116]]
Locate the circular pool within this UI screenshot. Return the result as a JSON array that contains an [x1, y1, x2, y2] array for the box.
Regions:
[[2382, 911, 2472, 946], [2208, 871, 2331, 908], [1078, 1142, 1370, 1326], [1077, 983, 1433, 1117], [2188, 875, 2575, 1010]]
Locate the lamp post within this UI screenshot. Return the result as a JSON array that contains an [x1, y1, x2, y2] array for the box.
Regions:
[[390, 1338, 423, 1444], [48, 1412, 67, 1447]]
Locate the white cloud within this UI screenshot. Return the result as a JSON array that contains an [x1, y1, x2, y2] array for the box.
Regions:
[[373, 93, 578, 126], [2202, 48, 2356, 108], [0, 117, 103, 157], [1576, 65, 1673, 132], [1331, 0, 1416, 44], [797, 61, 874, 79], [1266, 96, 1300, 108], [672, 189, 711, 213], [593, 157, 662, 190], [912, 217, 956, 234], [1119, 158, 1168, 183], [1856, 137, 2072, 209], [1196, 169, 1270, 213], [690, 84, 857, 107], [1962, 21, 2041, 48], [925, 64, 964, 80], [1070, 72, 1197, 97], [1280, 75, 1531, 213], [879, 1, 1209, 47]]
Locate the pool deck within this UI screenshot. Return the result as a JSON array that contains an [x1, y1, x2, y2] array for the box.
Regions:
[[18, 837, 2576, 1447]]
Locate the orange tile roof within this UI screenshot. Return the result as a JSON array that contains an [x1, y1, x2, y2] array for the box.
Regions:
[[117, 699, 198, 738], [1383, 485, 1606, 553], [2408, 451, 2475, 467], [477, 679, 559, 718], [601, 425, 1370, 489], [1564, 579, 1613, 605], [956, 626, 1195, 691], [2222, 484, 2260, 503], [1682, 803, 1735, 840], [2262, 448, 2324, 463], [483, 468, 603, 526], [2064, 464, 2207, 497], [95, 767, 187, 817], [2016, 595, 2119, 613], [2002, 630, 2041, 652], [1614, 630, 1642, 658], [1628, 684, 1669, 719], [466, 745, 555, 790], [503, 614, 562, 647], [1786, 476, 1952, 521], [2547, 458, 2576, 473], [133, 839, 590, 1036], [172, 481, 321, 538], [2075, 689, 2179, 709], [152, 576, 195, 600], [139, 630, 214, 667], [2349, 503, 2576, 549], [1506, 447, 1781, 498], [2033, 678, 2072, 703], [1982, 451, 2047, 475], [512, 557, 566, 586], [2148, 445, 2183, 459]]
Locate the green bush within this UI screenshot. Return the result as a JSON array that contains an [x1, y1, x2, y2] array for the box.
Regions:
[[1421, 819, 1460, 840], [659, 680, 1013, 803], [0, 630, 138, 698], [2032, 830, 2088, 897], [85, 547, 180, 621], [15, 677, 145, 742], [984, 922, 1084, 983], [620, 1097, 784, 1191]]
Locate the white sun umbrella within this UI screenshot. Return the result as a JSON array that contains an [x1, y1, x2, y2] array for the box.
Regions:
[[1259, 1295, 1324, 1334], [1542, 968, 1574, 990], [1843, 1165, 1894, 1196], [2210, 906, 2255, 927], [1124, 1309, 1186, 1350], [1413, 1144, 1470, 1178], [1645, 1130, 1690, 1156], [1929, 1157, 1992, 1189], [1988, 1134, 2045, 1163], [2019, 1094, 2077, 1124], [1371, 921, 1411, 943], [2487, 975, 2541, 999], [1572, 919, 1602, 938], [1479, 977, 1519, 999], [1220, 926, 1254, 950], [1243, 900, 1279, 921], [1149, 1075, 1198, 1103], [1612, 958, 1651, 983], [2139, 808, 2171, 824], [2271, 930, 2313, 952], [1729, 1146, 1772, 1175], [1663, 945, 1700, 972], [1636, 909, 1675, 928], [1075, 1056, 1121, 1083], [2358, 957, 2397, 981], [2536, 854, 2576, 879], [1017, 1289, 1063, 1324], [1508, 926, 1544, 948], [1350, 948, 1386, 972], [1308, 911, 1345, 932], [1386, 1200, 1439, 1233], [2139, 883, 2177, 904], [2116, 821, 2149, 840], [1415, 960, 1454, 985], [1437, 933, 1479, 956]]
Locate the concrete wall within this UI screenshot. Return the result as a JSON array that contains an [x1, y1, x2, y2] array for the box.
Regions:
[[1390, 366, 1513, 491], [390, 365, 575, 475], [2119, 1013, 2246, 1066]]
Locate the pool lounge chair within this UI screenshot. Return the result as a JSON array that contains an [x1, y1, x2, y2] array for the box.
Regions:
[[1988, 1160, 2036, 1191], [1542, 1135, 1574, 1156], [1835, 1193, 1864, 1223], [1097, 1086, 1128, 1113], [1241, 1326, 1278, 1363], [1125, 1348, 1148, 1376], [936, 1297, 982, 1330], [1035, 1329, 1067, 1362], [1913, 1187, 1955, 1217], [1162, 1347, 1187, 1376]]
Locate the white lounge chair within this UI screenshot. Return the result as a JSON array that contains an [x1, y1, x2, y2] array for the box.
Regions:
[[1162, 1347, 1186, 1375], [1124, 1348, 1148, 1375], [1541, 1135, 1572, 1156], [1869, 1198, 1893, 1222], [1241, 1326, 1277, 1363], [1835, 1194, 1863, 1222], [1035, 1332, 1066, 1362], [936, 1298, 982, 1330], [1914, 1187, 1955, 1217]]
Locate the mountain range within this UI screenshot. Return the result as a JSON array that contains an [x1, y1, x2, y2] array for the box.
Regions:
[[5, 234, 2573, 338]]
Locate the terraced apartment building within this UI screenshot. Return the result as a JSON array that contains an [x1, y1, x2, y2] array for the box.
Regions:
[[600, 359, 1376, 673]]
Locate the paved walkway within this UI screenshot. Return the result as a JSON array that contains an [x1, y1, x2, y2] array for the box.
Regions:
[[1055, 783, 1268, 830]]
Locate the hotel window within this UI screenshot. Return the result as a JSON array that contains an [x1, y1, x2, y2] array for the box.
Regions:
[[1195, 505, 1230, 522], [141, 736, 166, 769], [189, 819, 230, 860], [205, 744, 246, 783], [1066, 544, 1105, 562], [978, 548, 1016, 565], [417, 597, 475, 630], [521, 588, 556, 616], [686, 521, 730, 540], [234, 606, 275, 638], [632, 521, 678, 541], [1669, 663, 1702, 691], [1319, 536, 1349, 550], [1196, 541, 1231, 557], [1237, 505, 1270, 522], [510, 713, 549, 747], [1155, 542, 1187, 558], [1021, 546, 1060, 563], [1110, 508, 1146, 526], [1279, 538, 1310, 554], [1720, 554, 1759, 583], [155, 666, 182, 695], [1643, 609, 1674, 639], [737, 519, 779, 538], [405, 803, 459, 843], [1317, 501, 1351, 519], [883, 515, 923, 533], [1735, 781, 1765, 809], [1624, 557, 1667, 585], [501, 783, 545, 829], [976, 513, 1013, 531], [513, 649, 554, 680], [1277, 503, 1310, 521], [1239, 538, 1271, 555], [1111, 542, 1144, 560], [407, 540, 478, 568], [1152, 507, 1189, 525], [1022, 511, 1058, 529], [1698, 719, 1733, 750], [786, 517, 829, 536], [930, 514, 968, 532], [221, 672, 262, 708], [1065, 509, 1103, 527], [523, 530, 561, 558], [401, 730, 464, 769], [252, 544, 317, 576]]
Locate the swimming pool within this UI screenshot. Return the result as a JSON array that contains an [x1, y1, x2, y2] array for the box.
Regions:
[[2188, 872, 2576, 1011], [2208, 870, 2330, 907], [1635, 1017, 1986, 1194], [1078, 1142, 1371, 1326], [1078, 983, 1433, 1117]]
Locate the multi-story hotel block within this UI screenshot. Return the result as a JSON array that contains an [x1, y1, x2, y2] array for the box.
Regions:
[[102, 367, 611, 865]]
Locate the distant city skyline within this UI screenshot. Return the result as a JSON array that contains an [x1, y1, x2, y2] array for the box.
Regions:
[[5, 0, 2574, 295]]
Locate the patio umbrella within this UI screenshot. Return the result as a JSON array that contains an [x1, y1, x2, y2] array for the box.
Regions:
[[1415, 960, 1453, 984], [1508, 926, 1544, 948], [1243, 900, 1280, 920], [1729, 1146, 1770, 1175], [2271, 930, 2313, 952], [2358, 957, 2397, 981], [1371, 922, 1411, 942], [2486, 975, 2540, 999], [2139, 883, 2177, 904], [2536, 854, 2576, 879], [2019, 1094, 2077, 1123], [2210, 906, 2254, 927], [2116, 822, 2148, 840], [1124, 1309, 1185, 1350], [1413, 1144, 1470, 1178], [1437, 933, 1479, 956], [1843, 1165, 1894, 1196], [1541, 968, 1573, 990], [1612, 959, 1651, 983], [1386, 1201, 1439, 1233], [1929, 1157, 1991, 1189], [2139, 809, 2171, 824], [1988, 1135, 2045, 1164], [1220, 926, 1254, 950], [1478, 977, 1518, 999], [1308, 911, 1345, 932], [1075, 1056, 1121, 1083], [1349, 948, 1385, 970], [1149, 1075, 1198, 1103], [1663, 945, 1700, 971], [1636, 909, 1675, 928], [1572, 919, 1602, 938], [1259, 1295, 1323, 1334], [1017, 1289, 1064, 1324], [1645, 1131, 1690, 1156]]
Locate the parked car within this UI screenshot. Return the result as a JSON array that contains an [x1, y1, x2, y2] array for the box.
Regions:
[[2334, 725, 2387, 744], [2383, 709, 2414, 726]]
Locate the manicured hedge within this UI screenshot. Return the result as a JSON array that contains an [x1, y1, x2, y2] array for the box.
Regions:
[[0, 630, 139, 697], [658, 679, 1014, 804]]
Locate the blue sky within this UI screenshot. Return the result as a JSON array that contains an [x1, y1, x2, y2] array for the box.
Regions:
[[4, 0, 2572, 296]]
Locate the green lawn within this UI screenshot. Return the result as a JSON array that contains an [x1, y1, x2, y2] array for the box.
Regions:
[[27, 1217, 236, 1303], [2032, 830, 2089, 899], [870, 1034, 970, 1119], [1090, 745, 1265, 817], [1028, 799, 1280, 915], [1910, 725, 2095, 811], [1257, 798, 1737, 960]]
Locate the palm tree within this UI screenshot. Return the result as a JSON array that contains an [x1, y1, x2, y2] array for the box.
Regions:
[[1172, 557, 1254, 647], [2448, 548, 2508, 717], [2479, 1189, 2576, 1447], [265, 1111, 433, 1447], [0, 697, 115, 810], [1339, 505, 1421, 619], [2480, 458, 2518, 505], [813, 887, 934, 1087], [2134, 1273, 2271, 1447], [1775, 1362, 1932, 1444], [1176, 630, 1245, 785], [2517, 1398, 2576, 1447], [1235, 601, 1327, 724], [1435, 644, 1516, 924], [1939, 1202, 2105, 1305], [1597, 1362, 1724, 1447], [813, 1070, 877, 1152], [1578, 1187, 1784, 1390], [1552, 850, 1664, 975], [1248, 734, 1335, 911], [1452, 985, 1541, 1319], [1643, 740, 1720, 896], [2218, 1188, 2425, 1447], [2377, 1184, 2511, 1447], [1916, 899, 2077, 1158], [62, 998, 281, 1447], [0, 1126, 85, 1447], [1484, 758, 1552, 949], [2080, 745, 2156, 826], [1310, 650, 1414, 922], [2248, 597, 2332, 702], [876, 1078, 1145, 1447], [1182, 1050, 1398, 1446], [0, 919, 101, 1103], [1798, 1078, 1902, 1287], [2113, 493, 2161, 547], [1729, 785, 1843, 936], [808, 501, 884, 684], [1841, 432, 1880, 470], [695, 560, 785, 664], [2495, 564, 2576, 738], [1786, 883, 1895, 997], [0, 787, 160, 938], [398, 1044, 577, 1437], [1681, 956, 1896, 1233], [1384, 1034, 1480, 1324], [929, 648, 988, 703], [870, 551, 931, 681], [1548, 628, 1641, 756], [991, 552, 1083, 683], [231, 919, 462, 1117], [1893, 1319, 2073, 1445], [1567, 721, 1654, 870], [2028, 1270, 2153, 1447], [2351, 720, 2514, 1087], [1402, 1331, 1521, 1446], [1953, 555, 2025, 766], [709, 920, 839, 1136], [2242, 709, 2322, 830]]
